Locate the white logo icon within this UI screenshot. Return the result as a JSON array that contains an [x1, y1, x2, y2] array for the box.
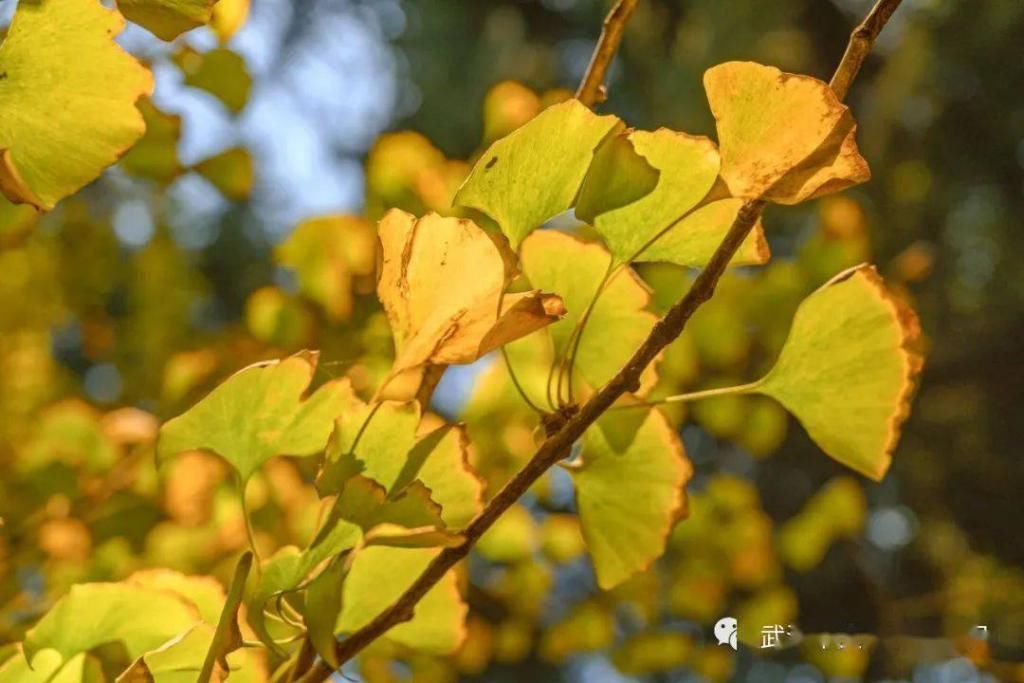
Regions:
[[714, 616, 738, 650]]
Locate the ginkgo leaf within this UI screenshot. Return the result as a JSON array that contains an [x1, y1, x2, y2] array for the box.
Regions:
[[120, 99, 183, 184], [127, 569, 226, 623], [319, 392, 484, 530], [210, 0, 250, 43], [576, 128, 770, 266], [338, 546, 467, 654], [23, 583, 200, 667], [570, 409, 692, 589], [197, 552, 252, 682], [275, 215, 376, 321], [118, 627, 218, 683], [246, 517, 362, 650], [641, 197, 770, 266], [0, 0, 154, 211], [0, 651, 99, 683], [174, 47, 251, 114], [520, 230, 658, 394], [116, 0, 216, 41], [377, 210, 565, 377], [193, 147, 254, 200], [749, 264, 923, 479], [157, 352, 358, 482], [704, 61, 870, 204], [454, 99, 622, 247], [333, 475, 446, 533]]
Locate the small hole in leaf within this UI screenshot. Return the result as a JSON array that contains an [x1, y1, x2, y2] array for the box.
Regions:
[[485, 157, 498, 170]]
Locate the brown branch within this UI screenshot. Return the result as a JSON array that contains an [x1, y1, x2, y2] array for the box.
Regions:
[[830, 0, 903, 100], [295, 1, 903, 680], [575, 0, 640, 107]]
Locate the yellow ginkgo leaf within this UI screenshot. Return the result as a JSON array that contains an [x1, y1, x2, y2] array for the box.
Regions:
[[117, 0, 216, 41], [704, 61, 870, 204], [577, 128, 768, 267], [338, 546, 467, 654], [121, 99, 183, 184], [193, 147, 254, 200], [752, 265, 923, 479], [377, 210, 565, 378], [275, 215, 376, 322], [210, 0, 250, 43], [0, 0, 154, 211], [174, 46, 251, 114], [570, 409, 692, 589], [454, 99, 622, 247]]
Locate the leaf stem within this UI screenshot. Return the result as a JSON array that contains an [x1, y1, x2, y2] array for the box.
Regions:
[[295, 1, 903, 679], [614, 380, 763, 408]]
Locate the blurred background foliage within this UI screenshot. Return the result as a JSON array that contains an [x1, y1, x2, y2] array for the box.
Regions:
[[0, 0, 1022, 681]]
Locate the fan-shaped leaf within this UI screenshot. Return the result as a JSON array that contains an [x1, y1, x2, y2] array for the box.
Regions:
[[194, 147, 254, 201], [210, 0, 250, 43], [751, 265, 923, 479], [704, 61, 869, 204], [338, 546, 467, 654], [577, 128, 768, 266], [174, 47, 251, 114], [377, 210, 565, 377], [275, 215, 376, 321], [23, 583, 200, 667], [0, 0, 153, 210], [570, 409, 692, 589], [157, 352, 357, 482], [454, 99, 622, 247]]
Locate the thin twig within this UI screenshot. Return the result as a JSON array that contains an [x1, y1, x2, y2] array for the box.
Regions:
[[576, 0, 641, 107], [295, 1, 903, 680]]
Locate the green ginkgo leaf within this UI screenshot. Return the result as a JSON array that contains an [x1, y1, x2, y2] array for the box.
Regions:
[[158, 351, 357, 482], [117, 0, 216, 41], [246, 516, 362, 650], [120, 99, 183, 184], [23, 583, 200, 668], [0, 651, 101, 683], [319, 391, 484, 530], [338, 546, 467, 654], [454, 99, 622, 247], [0, 0, 154, 211], [577, 128, 766, 267], [193, 147, 254, 201], [520, 230, 659, 395], [704, 61, 870, 204], [750, 264, 923, 479], [570, 409, 692, 589]]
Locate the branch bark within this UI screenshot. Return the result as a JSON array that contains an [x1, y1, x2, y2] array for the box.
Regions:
[[576, 0, 640, 107], [295, 1, 903, 680]]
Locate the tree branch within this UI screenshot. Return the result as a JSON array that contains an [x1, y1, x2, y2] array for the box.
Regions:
[[295, 1, 903, 680], [575, 0, 640, 107]]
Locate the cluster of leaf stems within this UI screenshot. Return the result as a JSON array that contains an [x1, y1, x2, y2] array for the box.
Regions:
[[284, 0, 906, 680]]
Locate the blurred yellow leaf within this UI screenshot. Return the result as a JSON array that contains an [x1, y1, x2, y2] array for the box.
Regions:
[[117, 0, 216, 40], [377, 210, 565, 377], [175, 47, 251, 114], [121, 99, 183, 184], [571, 409, 692, 589], [276, 215, 376, 321], [482, 81, 542, 143], [194, 147, 254, 200], [210, 0, 250, 43], [0, 0, 153, 210], [477, 503, 536, 563], [704, 61, 869, 204], [454, 99, 621, 247]]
